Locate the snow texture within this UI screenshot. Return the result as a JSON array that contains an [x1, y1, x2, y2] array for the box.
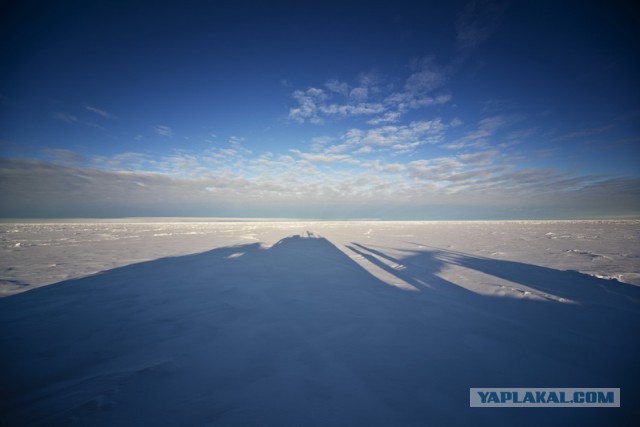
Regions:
[[1, 220, 639, 426]]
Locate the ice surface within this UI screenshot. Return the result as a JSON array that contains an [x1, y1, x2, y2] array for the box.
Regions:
[[2, 220, 639, 296], [1, 220, 639, 425]]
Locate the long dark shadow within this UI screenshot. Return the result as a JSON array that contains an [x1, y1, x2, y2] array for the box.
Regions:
[[347, 241, 640, 423], [389, 240, 640, 308], [0, 235, 638, 426]]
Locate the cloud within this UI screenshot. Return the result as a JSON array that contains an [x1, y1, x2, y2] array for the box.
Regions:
[[1, 152, 638, 219], [53, 112, 78, 124], [343, 119, 448, 155], [42, 148, 87, 165], [407, 150, 506, 186], [156, 153, 209, 177], [409, 157, 464, 180], [354, 57, 452, 121], [456, 0, 508, 51], [287, 86, 387, 124], [403, 152, 634, 211], [85, 106, 116, 119], [380, 163, 406, 173], [364, 160, 407, 173], [356, 71, 382, 87], [85, 135, 253, 180], [93, 152, 150, 170], [0, 157, 237, 217], [287, 62, 450, 124], [154, 125, 173, 138], [290, 149, 356, 164], [555, 124, 616, 140], [504, 128, 534, 141], [450, 118, 463, 127], [288, 88, 328, 124], [227, 136, 252, 155], [366, 112, 401, 125], [309, 136, 335, 151], [384, 92, 451, 113], [53, 112, 103, 129], [252, 152, 299, 170], [349, 87, 368, 102], [325, 79, 349, 96], [458, 149, 498, 165], [441, 166, 508, 184], [321, 102, 386, 117], [445, 115, 506, 149], [384, 58, 451, 114], [404, 57, 449, 93]]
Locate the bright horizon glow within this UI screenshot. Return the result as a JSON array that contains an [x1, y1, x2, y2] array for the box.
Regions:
[[1, 1, 638, 219]]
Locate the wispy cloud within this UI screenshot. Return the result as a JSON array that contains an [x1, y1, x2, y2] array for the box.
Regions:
[[364, 160, 407, 173], [406, 149, 511, 191], [226, 136, 252, 156], [409, 157, 465, 180], [85, 105, 116, 119], [502, 128, 535, 144], [288, 60, 451, 125], [288, 86, 385, 124], [308, 136, 335, 152], [5, 153, 633, 219], [53, 112, 78, 124], [366, 112, 401, 125], [286, 2, 509, 128], [252, 152, 298, 170], [344, 119, 448, 155], [154, 125, 173, 138], [445, 116, 506, 149], [404, 57, 449, 93], [42, 148, 87, 165], [458, 149, 499, 165], [456, 0, 508, 51], [383, 91, 451, 114], [555, 124, 615, 140], [53, 112, 103, 129], [291, 150, 356, 164]]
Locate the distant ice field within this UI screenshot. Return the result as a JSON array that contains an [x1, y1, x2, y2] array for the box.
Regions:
[[2, 220, 639, 296]]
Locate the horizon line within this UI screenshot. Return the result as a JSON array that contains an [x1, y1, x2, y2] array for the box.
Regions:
[[1, 216, 639, 224]]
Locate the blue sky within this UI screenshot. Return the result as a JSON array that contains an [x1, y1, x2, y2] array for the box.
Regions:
[[1, 0, 638, 219]]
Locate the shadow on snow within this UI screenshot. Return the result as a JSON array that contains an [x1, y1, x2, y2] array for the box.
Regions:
[[1, 235, 639, 426]]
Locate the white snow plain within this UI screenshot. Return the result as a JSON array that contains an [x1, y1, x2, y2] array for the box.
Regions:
[[1, 220, 639, 426]]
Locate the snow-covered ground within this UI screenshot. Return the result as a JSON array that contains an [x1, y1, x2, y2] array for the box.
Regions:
[[2, 220, 639, 296], [1, 220, 639, 425]]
